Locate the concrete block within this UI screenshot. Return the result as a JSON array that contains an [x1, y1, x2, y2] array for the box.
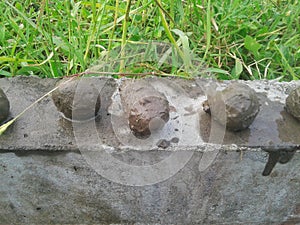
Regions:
[[0, 76, 299, 224]]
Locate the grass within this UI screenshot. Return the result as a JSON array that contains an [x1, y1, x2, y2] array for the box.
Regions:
[[0, 0, 299, 80]]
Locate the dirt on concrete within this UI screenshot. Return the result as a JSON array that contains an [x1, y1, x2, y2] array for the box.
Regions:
[[0, 76, 300, 224], [0, 76, 299, 151]]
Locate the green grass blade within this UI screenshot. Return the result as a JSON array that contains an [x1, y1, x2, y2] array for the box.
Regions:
[[120, 0, 132, 73], [203, 0, 211, 61], [274, 43, 298, 80], [0, 119, 16, 136]]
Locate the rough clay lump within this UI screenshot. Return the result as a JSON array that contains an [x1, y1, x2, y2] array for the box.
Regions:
[[203, 82, 260, 131]]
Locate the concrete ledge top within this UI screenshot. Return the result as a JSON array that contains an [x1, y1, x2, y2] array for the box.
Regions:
[[0, 76, 299, 152]]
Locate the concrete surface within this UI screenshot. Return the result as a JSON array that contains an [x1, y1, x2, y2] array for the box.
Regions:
[[0, 76, 299, 224]]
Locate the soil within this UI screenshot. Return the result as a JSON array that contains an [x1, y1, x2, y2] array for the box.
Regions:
[[51, 78, 101, 121], [120, 79, 170, 138], [204, 82, 260, 131]]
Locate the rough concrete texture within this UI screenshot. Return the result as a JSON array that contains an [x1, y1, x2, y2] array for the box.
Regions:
[[0, 76, 299, 224]]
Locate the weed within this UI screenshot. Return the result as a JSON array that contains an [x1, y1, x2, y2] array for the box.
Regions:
[[0, 0, 299, 80]]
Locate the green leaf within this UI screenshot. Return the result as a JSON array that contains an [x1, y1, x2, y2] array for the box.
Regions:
[[205, 68, 230, 75], [0, 24, 5, 44], [235, 59, 243, 75], [0, 70, 12, 77], [231, 58, 243, 78], [244, 35, 261, 56], [171, 29, 191, 65]]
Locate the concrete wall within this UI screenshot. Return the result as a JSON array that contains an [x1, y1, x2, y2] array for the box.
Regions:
[[0, 76, 299, 224]]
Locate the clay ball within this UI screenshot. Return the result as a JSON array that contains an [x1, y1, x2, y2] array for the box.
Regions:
[[52, 79, 101, 121], [129, 96, 170, 137], [203, 83, 260, 131], [0, 88, 10, 124], [120, 80, 170, 138], [285, 86, 300, 121]]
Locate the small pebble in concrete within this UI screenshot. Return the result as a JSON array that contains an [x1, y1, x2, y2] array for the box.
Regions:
[[0, 88, 10, 124], [156, 139, 170, 149], [285, 86, 300, 121], [170, 137, 179, 143], [121, 80, 170, 138], [203, 82, 260, 131], [52, 78, 101, 121]]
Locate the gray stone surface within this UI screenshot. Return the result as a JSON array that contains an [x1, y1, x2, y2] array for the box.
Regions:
[[1, 151, 299, 224], [0, 76, 299, 224]]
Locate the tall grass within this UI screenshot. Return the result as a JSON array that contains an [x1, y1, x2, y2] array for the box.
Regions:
[[0, 0, 299, 80]]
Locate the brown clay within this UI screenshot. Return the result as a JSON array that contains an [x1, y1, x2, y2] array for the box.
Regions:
[[120, 80, 170, 138]]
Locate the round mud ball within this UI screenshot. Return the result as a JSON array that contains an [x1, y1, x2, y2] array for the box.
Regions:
[[204, 82, 260, 131], [51, 79, 101, 121], [0, 88, 10, 124], [120, 80, 170, 138], [285, 86, 300, 121], [128, 96, 170, 137]]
